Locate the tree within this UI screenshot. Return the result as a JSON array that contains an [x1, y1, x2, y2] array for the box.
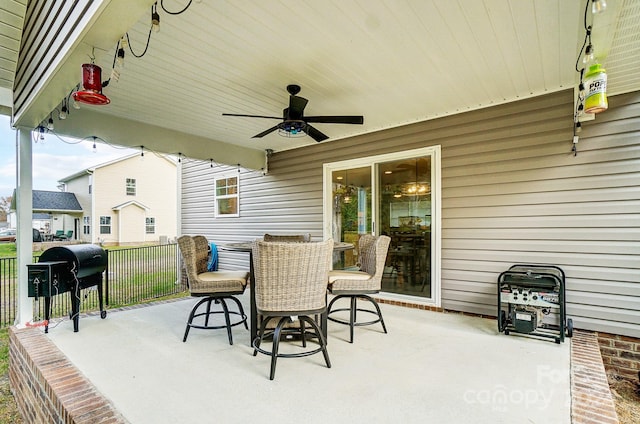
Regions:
[[0, 196, 11, 222]]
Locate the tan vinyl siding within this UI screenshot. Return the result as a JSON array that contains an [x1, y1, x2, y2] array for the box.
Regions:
[[181, 89, 640, 338]]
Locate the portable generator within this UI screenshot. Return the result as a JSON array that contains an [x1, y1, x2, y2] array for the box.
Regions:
[[497, 264, 573, 343]]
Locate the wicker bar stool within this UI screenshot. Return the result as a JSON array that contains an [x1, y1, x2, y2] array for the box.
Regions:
[[251, 239, 333, 380], [177, 235, 248, 345], [327, 235, 391, 343]]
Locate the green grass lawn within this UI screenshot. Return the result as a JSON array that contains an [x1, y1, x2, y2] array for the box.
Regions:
[[0, 244, 17, 259], [0, 328, 22, 423]]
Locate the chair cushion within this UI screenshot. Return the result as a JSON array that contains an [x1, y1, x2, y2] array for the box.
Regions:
[[328, 270, 371, 283], [197, 270, 248, 283]]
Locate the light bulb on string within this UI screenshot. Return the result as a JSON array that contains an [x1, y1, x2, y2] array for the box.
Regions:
[[583, 44, 594, 64], [210, 159, 214, 168], [151, 4, 160, 33], [92, 137, 97, 153], [116, 47, 125, 67], [47, 115, 54, 131], [59, 101, 68, 120], [37, 126, 45, 142], [592, 0, 607, 14]]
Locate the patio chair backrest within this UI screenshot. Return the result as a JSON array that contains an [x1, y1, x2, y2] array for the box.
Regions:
[[357, 235, 391, 287], [252, 239, 332, 314]]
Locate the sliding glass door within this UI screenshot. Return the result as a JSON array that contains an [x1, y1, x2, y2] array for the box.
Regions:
[[324, 147, 440, 304]]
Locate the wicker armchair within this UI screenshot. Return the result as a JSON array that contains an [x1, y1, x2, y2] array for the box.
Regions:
[[327, 235, 391, 343], [251, 239, 333, 380], [263, 233, 311, 242], [177, 235, 248, 345]]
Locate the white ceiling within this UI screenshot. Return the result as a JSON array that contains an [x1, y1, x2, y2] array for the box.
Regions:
[[4, 0, 640, 162]]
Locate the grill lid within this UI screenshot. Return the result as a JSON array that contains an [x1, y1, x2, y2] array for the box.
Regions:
[[39, 244, 107, 278]]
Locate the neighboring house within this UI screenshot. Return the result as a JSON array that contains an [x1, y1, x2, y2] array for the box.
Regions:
[[182, 89, 640, 340], [9, 190, 83, 239], [58, 153, 177, 245]]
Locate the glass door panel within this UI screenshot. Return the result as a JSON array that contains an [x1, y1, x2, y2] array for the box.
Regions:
[[378, 157, 432, 298], [331, 166, 371, 269]]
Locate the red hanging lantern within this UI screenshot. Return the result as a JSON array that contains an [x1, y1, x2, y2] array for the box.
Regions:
[[72, 63, 110, 105]]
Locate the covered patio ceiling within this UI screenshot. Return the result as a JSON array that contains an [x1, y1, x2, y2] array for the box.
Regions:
[[2, 0, 640, 169]]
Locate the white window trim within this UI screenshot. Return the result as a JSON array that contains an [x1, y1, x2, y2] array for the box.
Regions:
[[214, 173, 240, 218], [99, 216, 112, 234]]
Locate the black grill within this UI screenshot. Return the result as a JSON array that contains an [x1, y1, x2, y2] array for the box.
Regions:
[[27, 244, 108, 333]]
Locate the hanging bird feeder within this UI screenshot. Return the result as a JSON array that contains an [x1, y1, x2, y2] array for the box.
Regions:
[[72, 63, 110, 105]]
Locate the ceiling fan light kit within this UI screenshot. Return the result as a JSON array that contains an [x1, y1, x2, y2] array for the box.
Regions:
[[223, 84, 363, 142]]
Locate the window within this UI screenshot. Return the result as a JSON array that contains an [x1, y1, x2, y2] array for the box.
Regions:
[[215, 175, 239, 217], [100, 216, 111, 234], [83, 216, 91, 235], [145, 217, 155, 234], [126, 178, 136, 196]]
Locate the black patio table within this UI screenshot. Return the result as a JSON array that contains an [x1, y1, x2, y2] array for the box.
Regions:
[[219, 240, 354, 346]]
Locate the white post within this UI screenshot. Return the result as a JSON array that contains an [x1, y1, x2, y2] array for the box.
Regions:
[[15, 127, 34, 327]]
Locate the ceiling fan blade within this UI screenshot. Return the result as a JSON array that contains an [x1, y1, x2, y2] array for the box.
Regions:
[[304, 115, 364, 124], [289, 95, 308, 116], [252, 125, 280, 138], [223, 113, 281, 120], [305, 125, 329, 142]]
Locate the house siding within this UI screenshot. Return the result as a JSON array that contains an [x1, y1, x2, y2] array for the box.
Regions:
[[181, 89, 640, 338], [91, 154, 177, 244], [63, 173, 91, 242]]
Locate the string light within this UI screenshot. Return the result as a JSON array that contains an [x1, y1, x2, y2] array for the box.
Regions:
[[140, 145, 145, 157], [151, 3, 160, 33], [59, 100, 68, 120], [592, 0, 607, 14]]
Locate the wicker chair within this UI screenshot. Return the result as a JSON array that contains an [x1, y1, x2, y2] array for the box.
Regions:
[[327, 235, 391, 343], [251, 239, 333, 380], [177, 235, 248, 345], [263, 233, 311, 242]]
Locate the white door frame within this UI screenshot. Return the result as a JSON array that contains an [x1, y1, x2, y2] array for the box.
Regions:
[[323, 146, 442, 307]]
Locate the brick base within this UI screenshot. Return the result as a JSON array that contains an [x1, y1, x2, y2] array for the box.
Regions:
[[571, 330, 619, 424], [596, 332, 640, 381], [9, 326, 128, 424]]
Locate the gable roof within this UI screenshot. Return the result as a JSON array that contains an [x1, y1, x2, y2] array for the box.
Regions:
[[10, 190, 83, 213], [112, 200, 149, 211]]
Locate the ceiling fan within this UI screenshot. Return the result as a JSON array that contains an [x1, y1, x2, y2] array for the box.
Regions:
[[222, 84, 364, 142]]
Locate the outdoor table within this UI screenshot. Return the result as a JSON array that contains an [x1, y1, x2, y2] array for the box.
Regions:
[[220, 240, 354, 346]]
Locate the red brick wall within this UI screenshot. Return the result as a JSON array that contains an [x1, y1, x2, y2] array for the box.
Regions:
[[9, 326, 127, 424], [597, 332, 640, 381]]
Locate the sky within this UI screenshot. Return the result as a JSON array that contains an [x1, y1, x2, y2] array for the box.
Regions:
[[0, 114, 138, 200]]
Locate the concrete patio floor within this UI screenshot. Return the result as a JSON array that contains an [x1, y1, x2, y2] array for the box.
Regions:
[[46, 293, 571, 424]]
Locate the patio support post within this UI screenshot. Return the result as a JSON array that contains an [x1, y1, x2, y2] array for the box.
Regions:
[[15, 127, 34, 327]]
